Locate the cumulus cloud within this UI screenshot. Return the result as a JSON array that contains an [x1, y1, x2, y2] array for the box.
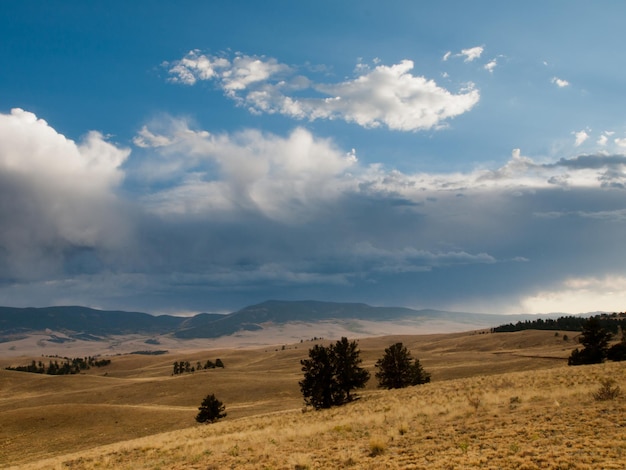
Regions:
[[166, 52, 480, 131], [0, 108, 130, 282], [551, 76, 570, 87]]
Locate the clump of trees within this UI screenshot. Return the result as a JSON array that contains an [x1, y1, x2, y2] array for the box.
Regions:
[[494, 312, 626, 334], [568, 316, 626, 364], [5, 356, 111, 375], [300, 337, 370, 409], [375, 342, 431, 389], [300, 338, 431, 409], [195, 393, 227, 423], [568, 316, 612, 365], [172, 358, 224, 375]]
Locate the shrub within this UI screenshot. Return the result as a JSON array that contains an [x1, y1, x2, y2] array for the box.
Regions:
[[593, 378, 621, 401], [368, 437, 386, 457]]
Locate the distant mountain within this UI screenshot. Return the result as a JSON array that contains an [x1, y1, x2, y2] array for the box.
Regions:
[[0, 306, 183, 336], [0, 300, 536, 340]]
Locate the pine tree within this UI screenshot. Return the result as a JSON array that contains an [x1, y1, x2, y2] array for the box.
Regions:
[[375, 342, 431, 389], [568, 316, 612, 365], [332, 337, 370, 402], [195, 394, 227, 423], [299, 337, 369, 409], [300, 344, 339, 409]]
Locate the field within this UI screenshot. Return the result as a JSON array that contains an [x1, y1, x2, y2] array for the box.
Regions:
[[1, 329, 625, 469]]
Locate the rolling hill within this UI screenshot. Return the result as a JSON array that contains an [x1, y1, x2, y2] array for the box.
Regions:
[[0, 300, 532, 341]]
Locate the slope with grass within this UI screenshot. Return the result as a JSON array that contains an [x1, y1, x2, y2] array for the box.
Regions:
[[3, 329, 618, 469]]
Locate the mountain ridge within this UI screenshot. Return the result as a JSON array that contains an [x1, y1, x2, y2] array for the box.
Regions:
[[0, 300, 570, 340]]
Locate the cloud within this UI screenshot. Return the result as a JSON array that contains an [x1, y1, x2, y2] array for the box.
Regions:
[[459, 46, 484, 62], [442, 46, 484, 63], [484, 59, 497, 73], [521, 275, 626, 314], [551, 76, 570, 88], [3, 109, 626, 313], [573, 129, 589, 146], [0, 108, 130, 282], [166, 52, 480, 132]]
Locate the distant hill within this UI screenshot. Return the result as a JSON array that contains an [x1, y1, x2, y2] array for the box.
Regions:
[[0, 300, 552, 340]]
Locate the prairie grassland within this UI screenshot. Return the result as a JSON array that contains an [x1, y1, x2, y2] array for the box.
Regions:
[[9, 360, 626, 470], [2, 329, 620, 469]]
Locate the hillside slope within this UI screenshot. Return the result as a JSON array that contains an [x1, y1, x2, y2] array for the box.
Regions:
[[0, 329, 591, 468]]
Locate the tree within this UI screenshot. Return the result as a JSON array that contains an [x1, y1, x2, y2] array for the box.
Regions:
[[568, 316, 613, 365], [607, 330, 626, 362], [332, 337, 370, 402], [299, 337, 369, 409], [375, 342, 431, 389], [300, 344, 340, 410], [195, 394, 227, 423]]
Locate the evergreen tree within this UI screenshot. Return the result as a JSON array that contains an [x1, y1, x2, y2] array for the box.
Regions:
[[195, 393, 227, 423], [332, 337, 370, 402], [607, 330, 626, 362], [375, 342, 431, 389], [568, 316, 612, 365], [300, 344, 340, 409], [299, 337, 369, 409]]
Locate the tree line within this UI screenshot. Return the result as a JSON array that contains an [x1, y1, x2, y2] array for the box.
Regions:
[[173, 358, 224, 375], [493, 313, 626, 334], [5, 356, 111, 375]]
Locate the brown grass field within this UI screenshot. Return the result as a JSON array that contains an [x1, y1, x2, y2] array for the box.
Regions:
[[1, 329, 625, 469]]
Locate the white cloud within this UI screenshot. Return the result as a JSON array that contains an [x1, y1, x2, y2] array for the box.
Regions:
[[0, 108, 130, 281], [442, 51, 451, 61], [307, 60, 479, 131], [484, 59, 497, 73], [134, 121, 358, 220], [573, 129, 589, 146], [166, 52, 480, 132], [166, 50, 231, 85], [597, 131, 614, 146], [551, 76, 570, 88], [459, 46, 484, 62], [615, 137, 626, 147]]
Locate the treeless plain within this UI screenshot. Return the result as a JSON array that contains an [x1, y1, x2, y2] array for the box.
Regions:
[[1, 329, 625, 469]]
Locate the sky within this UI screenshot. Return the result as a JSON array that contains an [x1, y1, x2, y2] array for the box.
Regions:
[[1, 1, 626, 316]]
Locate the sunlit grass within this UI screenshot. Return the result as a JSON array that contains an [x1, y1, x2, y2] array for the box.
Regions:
[[9, 360, 626, 470]]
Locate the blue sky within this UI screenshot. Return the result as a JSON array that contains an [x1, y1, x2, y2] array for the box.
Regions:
[[2, 1, 626, 315]]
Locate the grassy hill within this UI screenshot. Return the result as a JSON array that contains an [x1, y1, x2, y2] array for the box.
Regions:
[[1, 329, 625, 469]]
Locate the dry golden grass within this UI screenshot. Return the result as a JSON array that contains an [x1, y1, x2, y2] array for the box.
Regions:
[[4, 329, 624, 469]]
